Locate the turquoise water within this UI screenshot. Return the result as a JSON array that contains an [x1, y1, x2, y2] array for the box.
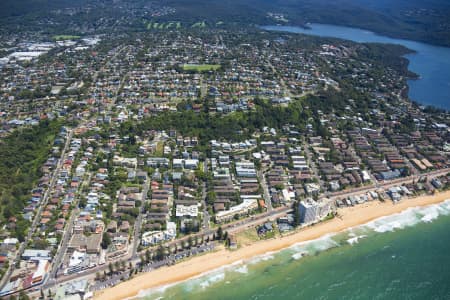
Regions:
[[262, 24, 450, 110], [136, 200, 450, 300]]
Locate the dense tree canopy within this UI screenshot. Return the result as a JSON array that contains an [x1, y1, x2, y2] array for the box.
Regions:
[[0, 120, 60, 240]]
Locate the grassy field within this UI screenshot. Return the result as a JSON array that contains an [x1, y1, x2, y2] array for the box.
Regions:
[[192, 21, 206, 28], [145, 20, 213, 30], [155, 141, 164, 156], [53, 35, 81, 40], [182, 64, 221, 72], [235, 228, 260, 248], [146, 21, 181, 30]]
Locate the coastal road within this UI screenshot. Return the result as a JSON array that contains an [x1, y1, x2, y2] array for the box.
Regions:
[[89, 244, 215, 293], [19, 167, 450, 297], [29, 206, 295, 298], [324, 168, 450, 201], [224, 207, 293, 234]]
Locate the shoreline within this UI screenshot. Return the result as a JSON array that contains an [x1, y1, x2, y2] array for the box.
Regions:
[[95, 190, 450, 300]]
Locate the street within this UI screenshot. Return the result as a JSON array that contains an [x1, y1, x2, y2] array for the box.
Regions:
[[12, 166, 450, 297]]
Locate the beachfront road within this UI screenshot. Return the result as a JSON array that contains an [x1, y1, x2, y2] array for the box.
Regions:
[[21, 167, 450, 298]]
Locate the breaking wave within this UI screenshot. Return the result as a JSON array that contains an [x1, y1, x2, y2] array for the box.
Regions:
[[364, 200, 450, 233], [133, 199, 450, 299], [248, 251, 275, 264], [347, 235, 367, 245], [290, 234, 339, 260]]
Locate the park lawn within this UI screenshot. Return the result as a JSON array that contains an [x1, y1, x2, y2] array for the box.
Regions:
[[53, 35, 81, 41], [236, 228, 260, 248], [146, 21, 183, 30], [192, 21, 206, 28], [155, 141, 164, 156], [182, 64, 221, 72]]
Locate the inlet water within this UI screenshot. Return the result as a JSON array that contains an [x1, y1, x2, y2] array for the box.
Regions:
[[262, 24, 450, 110]]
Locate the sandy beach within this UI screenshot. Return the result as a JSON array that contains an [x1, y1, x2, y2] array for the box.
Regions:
[[95, 190, 450, 300]]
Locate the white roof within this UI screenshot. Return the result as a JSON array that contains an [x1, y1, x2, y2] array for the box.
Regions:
[[23, 249, 51, 258], [184, 159, 199, 165], [69, 251, 86, 267], [176, 204, 198, 217], [216, 199, 257, 217], [32, 260, 48, 280], [3, 238, 18, 245]]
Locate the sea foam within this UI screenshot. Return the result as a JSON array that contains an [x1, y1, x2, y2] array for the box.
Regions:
[[289, 200, 450, 259], [347, 235, 367, 245], [234, 265, 249, 274], [365, 199, 450, 233], [248, 251, 275, 264], [290, 234, 339, 259], [131, 199, 450, 299], [198, 272, 226, 289]]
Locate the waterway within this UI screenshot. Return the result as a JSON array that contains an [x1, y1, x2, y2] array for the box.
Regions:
[[262, 24, 450, 110]]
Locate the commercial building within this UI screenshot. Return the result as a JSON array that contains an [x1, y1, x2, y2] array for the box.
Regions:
[[68, 233, 102, 254], [215, 199, 258, 223], [235, 162, 257, 178], [298, 199, 331, 224], [299, 200, 318, 224], [175, 204, 199, 217], [22, 249, 51, 261]]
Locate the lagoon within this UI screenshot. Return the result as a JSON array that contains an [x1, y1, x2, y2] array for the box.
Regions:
[[262, 24, 450, 110]]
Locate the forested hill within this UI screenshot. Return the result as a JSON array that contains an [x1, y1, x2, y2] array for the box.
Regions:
[[1, 0, 450, 47], [0, 120, 60, 241]]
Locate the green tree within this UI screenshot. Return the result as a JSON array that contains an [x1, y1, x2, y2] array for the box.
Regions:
[[156, 245, 165, 261], [217, 226, 223, 240], [145, 249, 151, 263], [19, 290, 30, 300], [206, 191, 216, 205], [101, 232, 111, 249]]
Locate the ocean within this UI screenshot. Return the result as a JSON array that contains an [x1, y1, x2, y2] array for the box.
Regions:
[[135, 200, 450, 300], [262, 24, 450, 111]]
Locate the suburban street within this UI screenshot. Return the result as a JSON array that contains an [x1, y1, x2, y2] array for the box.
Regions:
[[201, 159, 211, 230], [46, 171, 93, 283], [258, 169, 273, 211], [131, 179, 150, 259]]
